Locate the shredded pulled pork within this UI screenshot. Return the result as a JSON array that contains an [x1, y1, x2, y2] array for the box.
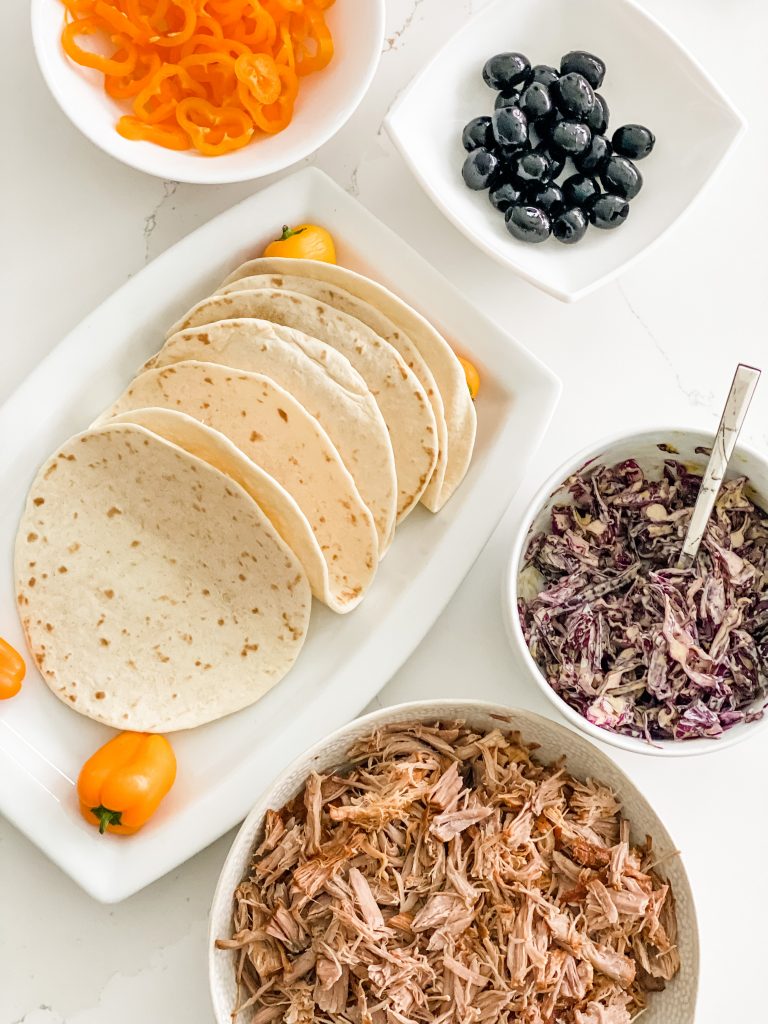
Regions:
[[519, 458, 768, 742], [217, 720, 680, 1023]]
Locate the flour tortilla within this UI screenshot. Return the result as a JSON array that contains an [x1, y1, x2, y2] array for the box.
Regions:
[[107, 408, 358, 614], [147, 317, 396, 552], [95, 361, 379, 606], [214, 272, 449, 507], [15, 423, 311, 732], [166, 290, 437, 522], [219, 258, 477, 512]]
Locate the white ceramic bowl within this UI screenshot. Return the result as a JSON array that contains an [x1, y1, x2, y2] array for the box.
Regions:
[[505, 427, 768, 757], [385, 0, 745, 302], [209, 698, 699, 1024], [31, 0, 384, 184]]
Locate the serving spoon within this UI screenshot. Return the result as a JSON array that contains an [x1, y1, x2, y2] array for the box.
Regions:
[[677, 362, 761, 569]]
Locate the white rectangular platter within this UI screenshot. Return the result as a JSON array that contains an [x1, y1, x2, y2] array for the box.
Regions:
[[0, 167, 560, 902]]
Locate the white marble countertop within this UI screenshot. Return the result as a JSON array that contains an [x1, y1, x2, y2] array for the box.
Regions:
[[3, 0, 766, 1020]]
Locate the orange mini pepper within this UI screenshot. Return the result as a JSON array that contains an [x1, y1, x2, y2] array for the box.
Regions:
[[78, 732, 177, 835], [263, 223, 336, 263], [0, 637, 25, 700], [458, 356, 480, 400]]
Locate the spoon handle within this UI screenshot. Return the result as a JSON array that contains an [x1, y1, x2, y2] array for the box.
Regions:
[[677, 363, 761, 569]]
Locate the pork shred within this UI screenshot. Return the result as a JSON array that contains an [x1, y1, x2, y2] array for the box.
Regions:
[[217, 721, 680, 1023], [519, 458, 768, 742]]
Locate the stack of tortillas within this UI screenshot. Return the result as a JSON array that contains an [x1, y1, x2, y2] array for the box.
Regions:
[[15, 257, 476, 731]]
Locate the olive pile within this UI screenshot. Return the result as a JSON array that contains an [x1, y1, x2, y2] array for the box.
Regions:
[[461, 50, 655, 244]]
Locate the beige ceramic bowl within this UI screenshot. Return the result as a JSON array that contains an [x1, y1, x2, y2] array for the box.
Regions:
[[208, 699, 699, 1023]]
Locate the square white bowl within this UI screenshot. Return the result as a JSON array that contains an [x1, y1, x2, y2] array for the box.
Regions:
[[385, 0, 745, 302], [0, 167, 560, 902]]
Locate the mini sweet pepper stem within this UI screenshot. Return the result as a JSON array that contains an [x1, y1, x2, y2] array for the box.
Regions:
[[91, 805, 123, 835], [278, 224, 306, 241]]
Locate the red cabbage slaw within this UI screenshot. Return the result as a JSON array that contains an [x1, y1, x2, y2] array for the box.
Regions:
[[518, 457, 768, 742]]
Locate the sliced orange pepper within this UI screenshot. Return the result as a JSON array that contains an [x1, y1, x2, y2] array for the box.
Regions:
[[105, 49, 161, 98], [230, 2, 277, 48], [274, 22, 295, 70], [176, 96, 254, 154], [61, 0, 97, 16], [235, 52, 281, 105], [93, 1, 145, 40], [291, 6, 332, 76], [124, 0, 169, 34], [0, 637, 25, 701], [192, 12, 226, 36], [205, 0, 248, 27], [205, 0, 245, 15], [146, 0, 198, 48], [133, 63, 205, 123], [237, 61, 297, 133], [62, 18, 138, 76], [188, 36, 251, 60], [124, 0, 197, 47], [58, 0, 336, 152], [77, 732, 177, 835], [117, 114, 191, 149], [181, 52, 237, 106], [263, 222, 336, 262]]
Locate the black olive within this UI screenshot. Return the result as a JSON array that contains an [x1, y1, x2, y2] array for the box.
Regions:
[[612, 123, 655, 159], [513, 149, 552, 184], [561, 173, 600, 207], [600, 155, 642, 199], [498, 139, 532, 164], [462, 116, 494, 152], [529, 110, 559, 148], [552, 207, 589, 244], [575, 134, 612, 174], [536, 142, 565, 180], [505, 204, 552, 243], [482, 52, 531, 90], [527, 182, 565, 216], [461, 148, 500, 190], [587, 193, 629, 229], [492, 105, 528, 148], [519, 82, 553, 121], [489, 177, 527, 212], [550, 120, 591, 156], [530, 64, 559, 89], [553, 72, 595, 118], [560, 51, 606, 89], [585, 93, 609, 134], [494, 89, 521, 110]]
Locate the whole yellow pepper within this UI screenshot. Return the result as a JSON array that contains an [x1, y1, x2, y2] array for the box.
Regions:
[[263, 223, 336, 263]]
